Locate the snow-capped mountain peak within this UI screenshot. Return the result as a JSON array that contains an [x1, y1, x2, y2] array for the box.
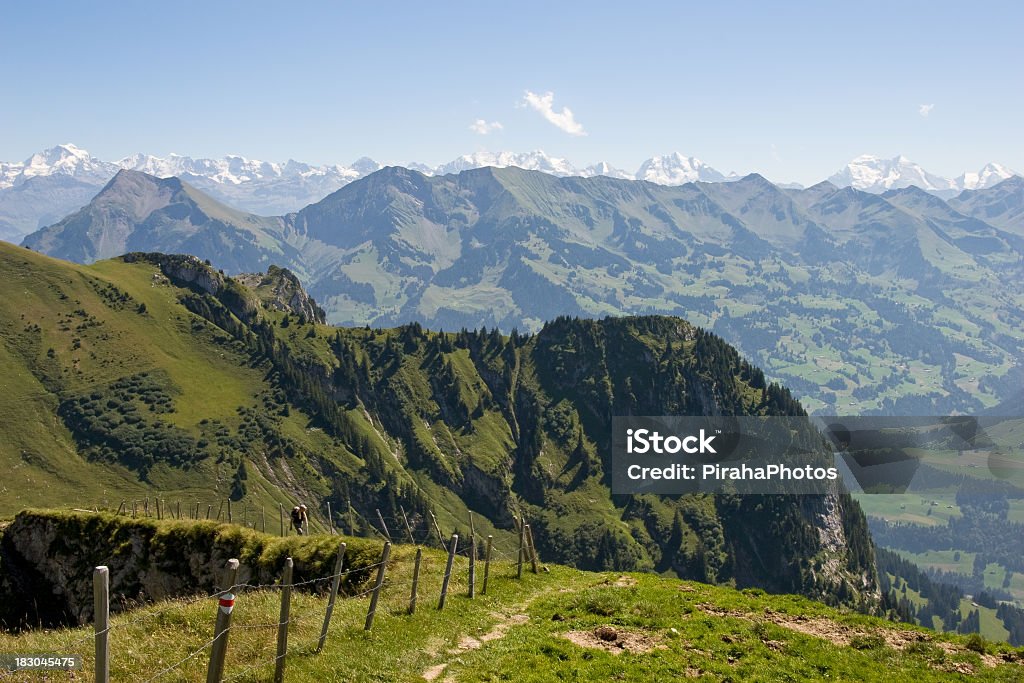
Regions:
[[1, 144, 118, 189], [580, 161, 633, 180], [828, 154, 955, 193], [636, 152, 734, 185], [829, 154, 1021, 194], [28, 143, 91, 167], [430, 150, 578, 177], [956, 162, 1019, 191]]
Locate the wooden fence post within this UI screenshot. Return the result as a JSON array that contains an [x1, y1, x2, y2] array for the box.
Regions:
[[482, 536, 493, 595], [227, 499, 232, 523], [430, 512, 446, 552], [525, 524, 539, 574], [399, 504, 415, 543], [205, 558, 239, 683], [364, 542, 391, 630], [206, 504, 212, 520], [375, 508, 391, 542], [408, 547, 422, 614], [176, 501, 181, 520], [144, 497, 149, 517], [316, 542, 347, 653], [216, 500, 223, 521], [468, 534, 476, 598], [348, 500, 355, 536], [132, 501, 137, 519], [94, 566, 109, 683], [438, 533, 459, 610], [273, 557, 293, 683], [517, 523, 525, 579]]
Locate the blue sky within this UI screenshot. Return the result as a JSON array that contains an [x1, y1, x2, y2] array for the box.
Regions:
[[3, 1, 1022, 184]]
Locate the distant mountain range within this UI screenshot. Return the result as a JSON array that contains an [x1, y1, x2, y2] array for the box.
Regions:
[[827, 155, 1018, 196], [21, 165, 1024, 416], [2, 144, 1018, 240]]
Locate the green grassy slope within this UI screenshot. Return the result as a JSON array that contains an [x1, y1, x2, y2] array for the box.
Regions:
[[0, 243, 312, 524], [1, 513, 1021, 682]]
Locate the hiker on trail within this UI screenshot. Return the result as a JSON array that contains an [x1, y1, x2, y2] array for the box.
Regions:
[[291, 505, 308, 535]]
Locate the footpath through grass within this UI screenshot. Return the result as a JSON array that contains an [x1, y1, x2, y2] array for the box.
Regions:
[[2, 530, 1024, 682]]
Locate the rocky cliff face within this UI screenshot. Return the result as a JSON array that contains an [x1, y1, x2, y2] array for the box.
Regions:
[[127, 251, 225, 293], [123, 252, 263, 324], [236, 265, 326, 324], [123, 253, 325, 325]]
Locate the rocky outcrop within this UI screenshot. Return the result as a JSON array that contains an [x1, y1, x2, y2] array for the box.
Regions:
[[236, 265, 326, 324], [125, 252, 224, 295], [123, 252, 261, 324], [0, 511, 378, 630]]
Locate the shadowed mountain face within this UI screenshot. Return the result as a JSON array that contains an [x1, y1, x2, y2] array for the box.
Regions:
[[21, 167, 1024, 415], [949, 176, 1024, 236], [22, 170, 298, 273]]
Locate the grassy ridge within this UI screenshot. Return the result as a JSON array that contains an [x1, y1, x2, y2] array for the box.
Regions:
[[1, 513, 1022, 682]]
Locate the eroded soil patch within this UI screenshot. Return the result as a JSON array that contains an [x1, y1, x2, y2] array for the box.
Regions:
[[562, 625, 665, 655]]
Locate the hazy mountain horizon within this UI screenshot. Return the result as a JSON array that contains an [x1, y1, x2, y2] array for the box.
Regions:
[[2, 143, 1020, 241]]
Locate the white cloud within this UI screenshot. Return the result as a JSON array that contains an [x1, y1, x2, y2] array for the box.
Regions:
[[919, 103, 935, 117], [469, 119, 503, 135], [521, 91, 587, 136]]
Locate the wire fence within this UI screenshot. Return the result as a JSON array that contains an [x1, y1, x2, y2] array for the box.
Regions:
[[92, 497, 520, 552], [54, 510, 543, 683], [141, 550, 527, 681], [55, 495, 536, 568]]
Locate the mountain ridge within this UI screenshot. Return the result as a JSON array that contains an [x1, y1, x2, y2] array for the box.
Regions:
[[22, 169, 297, 272], [21, 165, 1024, 415], [0, 241, 874, 605], [4, 144, 1019, 240]]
